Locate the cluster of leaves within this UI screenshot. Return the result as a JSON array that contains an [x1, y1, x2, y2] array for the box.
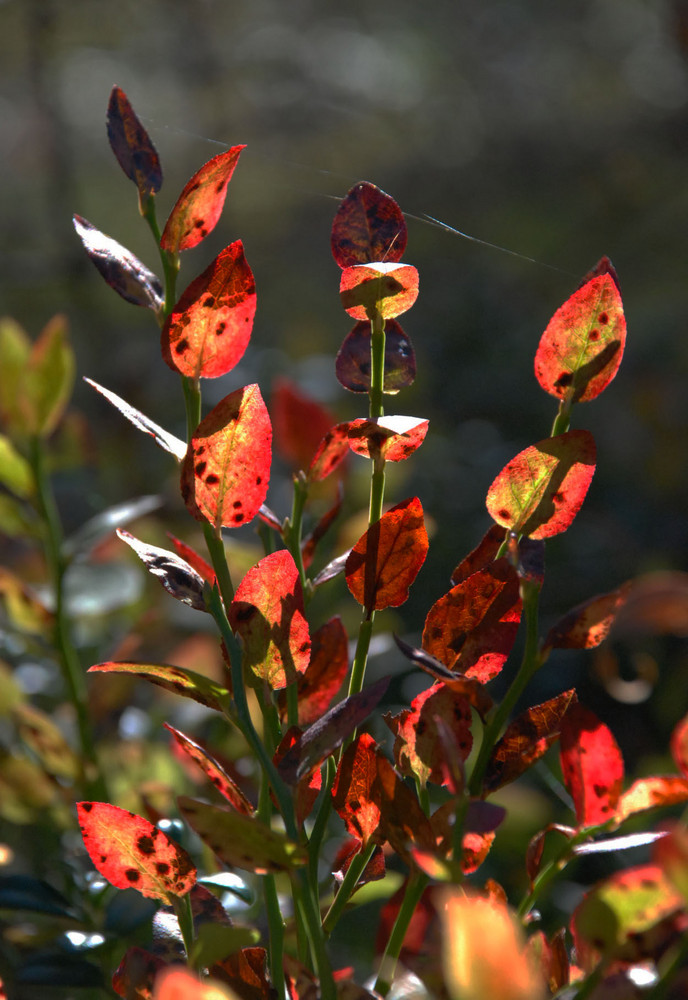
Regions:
[[3, 84, 688, 1000]]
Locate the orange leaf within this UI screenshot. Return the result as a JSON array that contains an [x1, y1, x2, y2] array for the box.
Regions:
[[486, 429, 596, 539], [451, 524, 506, 585], [559, 703, 624, 827], [347, 416, 428, 463], [534, 274, 626, 404], [422, 558, 522, 683], [76, 801, 196, 903], [106, 86, 162, 197], [162, 242, 256, 379], [212, 947, 273, 1000], [160, 146, 245, 253], [181, 384, 271, 532], [164, 724, 253, 814], [308, 423, 351, 482], [153, 967, 237, 1000], [228, 549, 310, 690], [340, 263, 419, 321], [345, 496, 428, 611], [614, 776, 688, 825], [484, 689, 577, 793], [113, 946, 165, 999], [543, 584, 630, 651], [331, 181, 407, 268]]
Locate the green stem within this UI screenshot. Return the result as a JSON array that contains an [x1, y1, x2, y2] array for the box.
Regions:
[[322, 840, 376, 936], [140, 193, 179, 318], [182, 375, 202, 443], [202, 522, 235, 606], [468, 578, 542, 798], [258, 771, 286, 1000], [30, 436, 107, 801], [172, 892, 196, 965], [374, 871, 428, 996], [284, 473, 309, 594], [291, 870, 335, 1000], [308, 756, 336, 891], [550, 392, 573, 437]]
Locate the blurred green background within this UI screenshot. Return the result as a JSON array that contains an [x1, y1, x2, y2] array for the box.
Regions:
[[2, 0, 688, 750]]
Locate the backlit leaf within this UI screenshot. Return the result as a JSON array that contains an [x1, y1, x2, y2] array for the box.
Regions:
[[22, 315, 76, 438], [483, 689, 577, 793], [117, 529, 207, 611], [385, 682, 473, 788], [654, 822, 688, 903], [181, 384, 271, 532], [278, 616, 349, 726], [277, 675, 390, 785], [76, 801, 196, 903], [0, 435, 34, 498], [211, 947, 273, 1000], [347, 416, 428, 463], [164, 724, 253, 814], [340, 263, 419, 321], [535, 274, 626, 403], [543, 584, 630, 651], [578, 255, 620, 292], [451, 524, 506, 585], [0, 317, 31, 433], [614, 776, 688, 825], [441, 893, 545, 1000], [162, 242, 256, 379], [559, 702, 624, 827], [0, 568, 53, 637], [228, 549, 310, 690], [106, 86, 162, 197], [160, 146, 245, 253], [331, 181, 407, 268], [345, 496, 428, 611], [271, 378, 335, 473], [335, 319, 416, 394], [308, 423, 351, 482], [392, 636, 495, 719], [84, 378, 187, 460], [671, 713, 688, 778], [73, 215, 163, 313], [178, 796, 307, 873], [332, 838, 386, 888], [486, 429, 596, 539], [153, 967, 237, 1000], [422, 558, 522, 683], [273, 728, 322, 827], [88, 661, 228, 711]]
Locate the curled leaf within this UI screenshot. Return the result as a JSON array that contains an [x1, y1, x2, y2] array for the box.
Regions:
[[386, 683, 473, 788], [73, 215, 163, 313], [116, 529, 207, 611]]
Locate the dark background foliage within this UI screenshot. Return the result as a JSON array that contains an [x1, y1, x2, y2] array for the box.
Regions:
[[2, 0, 688, 758]]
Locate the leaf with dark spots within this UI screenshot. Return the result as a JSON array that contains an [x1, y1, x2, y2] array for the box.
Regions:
[[276, 675, 390, 785], [422, 558, 522, 683], [559, 702, 624, 828], [347, 416, 428, 463], [614, 776, 688, 826], [543, 583, 631, 652], [178, 797, 307, 874], [308, 423, 351, 482], [181, 384, 271, 532], [340, 263, 419, 321], [278, 616, 349, 726], [331, 181, 407, 268], [271, 378, 336, 474], [73, 215, 163, 312], [160, 146, 245, 253], [228, 550, 310, 691], [346, 497, 428, 612], [106, 86, 162, 197], [336, 319, 416, 394], [88, 661, 229, 711], [164, 724, 254, 815], [385, 682, 473, 789], [162, 241, 256, 379], [84, 377, 187, 460], [483, 689, 577, 793], [486, 429, 596, 539], [116, 528, 207, 611], [76, 801, 196, 903], [392, 635, 494, 719], [535, 273, 626, 404]]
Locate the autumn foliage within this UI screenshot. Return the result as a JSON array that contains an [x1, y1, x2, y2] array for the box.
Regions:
[[3, 83, 688, 1000]]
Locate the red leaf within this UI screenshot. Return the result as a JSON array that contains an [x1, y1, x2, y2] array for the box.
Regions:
[[422, 558, 522, 683], [164, 724, 253, 814], [614, 776, 688, 825], [181, 384, 271, 532], [483, 690, 577, 793], [271, 378, 335, 473], [166, 534, 216, 586], [331, 181, 407, 268], [543, 583, 630, 651], [308, 423, 351, 482], [559, 703, 624, 827], [336, 319, 416, 395], [106, 86, 162, 197], [161, 242, 256, 379], [345, 496, 428, 611], [278, 616, 349, 726], [486, 429, 596, 539], [451, 524, 506, 585], [671, 713, 688, 778], [73, 215, 163, 312], [347, 416, 428, 463], [212, 947, 273, 1000], [340, 263, 419, 321], [273, 728, 322, 827], [385, 683, 473, 788], [535, 274, 626, 403], [160, 146, 245, 253], [577, 255, 620, 293], [228, 550, 309, 690], [76, 801, 196, 903]]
